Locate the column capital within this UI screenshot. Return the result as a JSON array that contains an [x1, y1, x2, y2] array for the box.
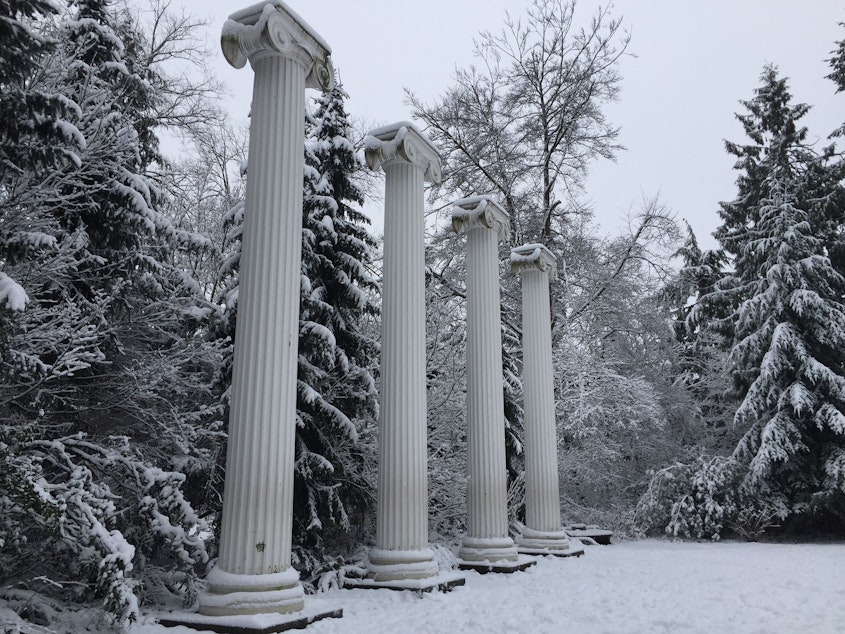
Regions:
[[451, 196, 511, 241], [510, 243, 557, 281], [364, 121, 442, 183], [221, 1, 335, 91]]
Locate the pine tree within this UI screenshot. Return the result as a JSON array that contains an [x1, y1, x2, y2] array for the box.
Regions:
[[730, 180, 845, 524], [0, 0, 81, 351], [662, 223, 735, 442], [51, 0, 169, 272], [716, 66, 816, 277], [665, 222, 726, 346], [1, 1, 219, 623], [826, 25, 845, 275], [294, 85, 379, 570], [647, 67, 845, 537], [713, 66, 842, 389], [828, 23, 845, 138], [0, 0, 79, 178]]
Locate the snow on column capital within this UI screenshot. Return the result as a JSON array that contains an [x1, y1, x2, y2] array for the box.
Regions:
[[452, 197, 522, 570], [364, 121, 442, 184], [510, 243, 558, 281], [451, 195, 511, 240], [221, 0, 335, 88], [364, 121, 440, 582], [511, 243, 580, 556], [197, 2, 337, 620]]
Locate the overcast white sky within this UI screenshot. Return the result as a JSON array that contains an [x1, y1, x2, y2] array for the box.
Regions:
[[174, 0, 845, 249]]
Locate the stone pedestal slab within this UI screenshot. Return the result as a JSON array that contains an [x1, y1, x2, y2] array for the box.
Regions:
[[458, 553, 538, 574], [342, 571, 466, 594], [160, 602, 342, 634]]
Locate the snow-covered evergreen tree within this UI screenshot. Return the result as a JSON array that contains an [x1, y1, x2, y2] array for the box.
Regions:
[[659, 224, 737, 442], [715, 66, 843, 298], [828, 24, 845, 139], [715, 67, 843, 392], [295, 85, 379, 571], [1, 1, 221, 624], [638, 67, 845, 537], [0, 0, 80, 354], [729, 180, 845, 522]]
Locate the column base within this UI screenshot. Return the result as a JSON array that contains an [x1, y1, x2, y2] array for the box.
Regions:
[[343, 570, 466, 593], [517, 527, 585, 557], [198, 567, 305, 617], [159, 601, 342, 634], [457, 535, 522, 572], [365, 547, 439, 582]]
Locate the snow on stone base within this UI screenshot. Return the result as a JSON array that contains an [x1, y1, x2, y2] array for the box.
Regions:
[[342, 570, 466, 593], [565, 526, 614, 545], [458, 553, 538, 574], [157, 600, 341, 634], [518, 542, 586, 558]]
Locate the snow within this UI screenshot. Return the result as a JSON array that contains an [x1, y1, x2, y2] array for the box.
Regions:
[[119, 539, 845, 634], [224, 1, 332, 54], [0, 272, 29, 311], [510, 242, 547, 264], [365, 120, 417, 144]]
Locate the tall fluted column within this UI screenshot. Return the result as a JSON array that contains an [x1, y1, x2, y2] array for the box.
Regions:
[[452, 197, 523, 571], [199, 1, 335, 617], [511, 244, 579, 556], [364, 122, 440, 582]]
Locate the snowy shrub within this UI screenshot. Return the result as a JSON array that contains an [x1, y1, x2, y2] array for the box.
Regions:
[[295, 549, 368, 594], [0, 431, 208, 627], [728, 504, 781, 541], [634, 455, 743, 540]]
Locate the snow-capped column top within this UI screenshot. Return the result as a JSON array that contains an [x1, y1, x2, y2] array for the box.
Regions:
[[510, 243, 557, 281], [364, 122, 442, 184], [451, 196, 511, 241], [221, 1, 335, 90]]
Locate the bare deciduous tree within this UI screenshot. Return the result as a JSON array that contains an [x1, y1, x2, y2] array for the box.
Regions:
[[407, 0, 630, 246]]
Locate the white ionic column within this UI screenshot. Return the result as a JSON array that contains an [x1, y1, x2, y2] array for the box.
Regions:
[[451, 197, 520, 568], [511, 244, 578, 556], [364, 122, 440, 582], [199, 2, 335, 616]]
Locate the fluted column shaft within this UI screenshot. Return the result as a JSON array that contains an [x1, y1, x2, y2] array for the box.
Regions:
[[217, 53, 303, 577], [520, 268, 561, 531], [377, 159, 428, 550], [365, 122, 441, 581], [200, 2, 335, 616], [512, 244, 574, 555], [465, 226, 509, 536], [452, 197, 517, 565]]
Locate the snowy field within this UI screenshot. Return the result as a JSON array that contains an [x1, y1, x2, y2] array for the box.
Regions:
[[4, 539, 843, 633], [137, 539, 844, 634]]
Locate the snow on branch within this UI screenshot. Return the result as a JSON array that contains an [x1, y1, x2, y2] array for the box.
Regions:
[[0, 272, 29, 311]]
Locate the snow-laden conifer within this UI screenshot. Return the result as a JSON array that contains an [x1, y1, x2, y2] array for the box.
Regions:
[[639, 67, 845, 537], [295, 85, 379, 574], [1, 1, 221, 624], [730, 181, 845, 516]]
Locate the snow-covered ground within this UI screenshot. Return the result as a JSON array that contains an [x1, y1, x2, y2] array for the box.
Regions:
[[5, 539, 843, 633], [145, 539, 845, 634]]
